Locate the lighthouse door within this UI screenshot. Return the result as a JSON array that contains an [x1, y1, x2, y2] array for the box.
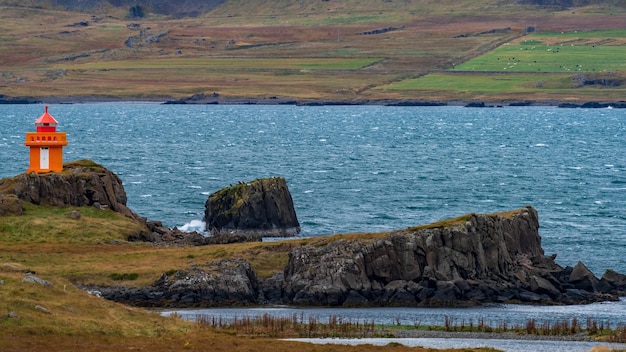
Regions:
[[40, 147, 49, 170]]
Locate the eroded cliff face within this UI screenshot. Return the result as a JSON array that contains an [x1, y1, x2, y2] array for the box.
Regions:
[[281, 206, 619, 306], [98, 206, 626, 307]]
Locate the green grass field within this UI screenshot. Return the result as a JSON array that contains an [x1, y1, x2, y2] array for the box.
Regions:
[[453, 30, 626, 73], [377, 29, 626, 101], [453, 44, 626, 73]]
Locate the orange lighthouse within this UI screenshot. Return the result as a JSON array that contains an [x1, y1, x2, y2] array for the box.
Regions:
[[24, 106, 68, 173]]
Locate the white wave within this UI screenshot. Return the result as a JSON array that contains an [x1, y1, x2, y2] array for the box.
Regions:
[[179, 219, 206, 233], [188, 185, 202, 189], [304, 190, 314, 193], [140, 194, 152, 198]]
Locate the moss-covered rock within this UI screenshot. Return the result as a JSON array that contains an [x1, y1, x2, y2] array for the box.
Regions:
[[204, 177, 300, 241]]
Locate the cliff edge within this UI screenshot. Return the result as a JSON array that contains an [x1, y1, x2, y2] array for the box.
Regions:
[[0, 160, 139, 220], [97, 206, 626, 307]]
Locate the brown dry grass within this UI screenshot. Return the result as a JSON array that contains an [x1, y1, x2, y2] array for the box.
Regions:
[[0, 200, 509, 352]]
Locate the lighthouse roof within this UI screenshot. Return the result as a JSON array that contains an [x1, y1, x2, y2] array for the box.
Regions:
[[34, 106, 58, 125]]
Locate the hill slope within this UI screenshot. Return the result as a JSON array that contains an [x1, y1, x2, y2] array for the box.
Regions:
[[0, 0, 625, 103]]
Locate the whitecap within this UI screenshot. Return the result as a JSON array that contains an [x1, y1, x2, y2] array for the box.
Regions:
[[179, 220, 206, 233], [304, 190, 314, 193], [140, 194, 152, 198], [130, 181, 143, 184], [188, 185, 202, 189], [200, 191, 211, 195], [532, 143, 548, 147]]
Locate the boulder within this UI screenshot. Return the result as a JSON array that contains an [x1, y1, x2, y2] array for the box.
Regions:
[[568, 261, 600, 292], [0, 194, 23, 216], [601, 269, 626, 291], [204, 177, 300, 240], [97, 258, 259, 307]]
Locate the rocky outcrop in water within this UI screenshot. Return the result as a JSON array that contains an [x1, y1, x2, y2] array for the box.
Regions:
[[204, 177, 300, 241], [98, 206, 626, 307]]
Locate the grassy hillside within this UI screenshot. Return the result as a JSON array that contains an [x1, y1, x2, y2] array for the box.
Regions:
[[0, 194, 512, 351], [0, 1, 625, 103]]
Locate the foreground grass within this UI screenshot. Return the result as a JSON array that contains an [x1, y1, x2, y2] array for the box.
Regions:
[[0, 201, 503, 351]]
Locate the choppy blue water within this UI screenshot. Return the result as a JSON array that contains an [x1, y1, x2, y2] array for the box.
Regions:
[[1, 104, 625, 276]]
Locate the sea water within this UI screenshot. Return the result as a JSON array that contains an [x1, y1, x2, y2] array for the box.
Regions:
[[1, 104, 625, 276]]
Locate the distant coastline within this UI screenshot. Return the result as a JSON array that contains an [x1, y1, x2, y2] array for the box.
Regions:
[[2, 94, 625, 108]]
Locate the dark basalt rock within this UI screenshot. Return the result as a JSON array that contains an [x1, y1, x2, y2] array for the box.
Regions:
[[95, 258, 259, 307], [204, 177, 300, 241], [281, 206, 625, 306], [0, 159, 139, 220], [94, 206, 626, 307]]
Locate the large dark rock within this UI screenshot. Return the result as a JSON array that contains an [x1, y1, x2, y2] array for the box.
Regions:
[[204, 177, 300, 240], [96, 258, 259, 307], [282, 206, 622, 306]]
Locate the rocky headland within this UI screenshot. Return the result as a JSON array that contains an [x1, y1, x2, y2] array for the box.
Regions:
[[95, 206, 626, 308], [2, 161, 626, 308], [0, 160, 298, 246]]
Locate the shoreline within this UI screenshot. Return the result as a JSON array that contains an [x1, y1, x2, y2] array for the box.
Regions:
[[1, 95, 625, 108]]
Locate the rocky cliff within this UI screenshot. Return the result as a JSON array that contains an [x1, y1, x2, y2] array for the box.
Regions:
[[204, 177, 300, 240], [97, 206, 626, 307], [281, 206, 614, 306], [0, 159, 139, 220], [0, 160, 207, 245]]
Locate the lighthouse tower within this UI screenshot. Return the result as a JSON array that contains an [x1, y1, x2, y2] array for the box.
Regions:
[[24, 106, 68, 173]]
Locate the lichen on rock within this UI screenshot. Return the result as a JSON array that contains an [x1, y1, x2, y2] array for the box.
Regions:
[[203, 177, 300, 240]]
